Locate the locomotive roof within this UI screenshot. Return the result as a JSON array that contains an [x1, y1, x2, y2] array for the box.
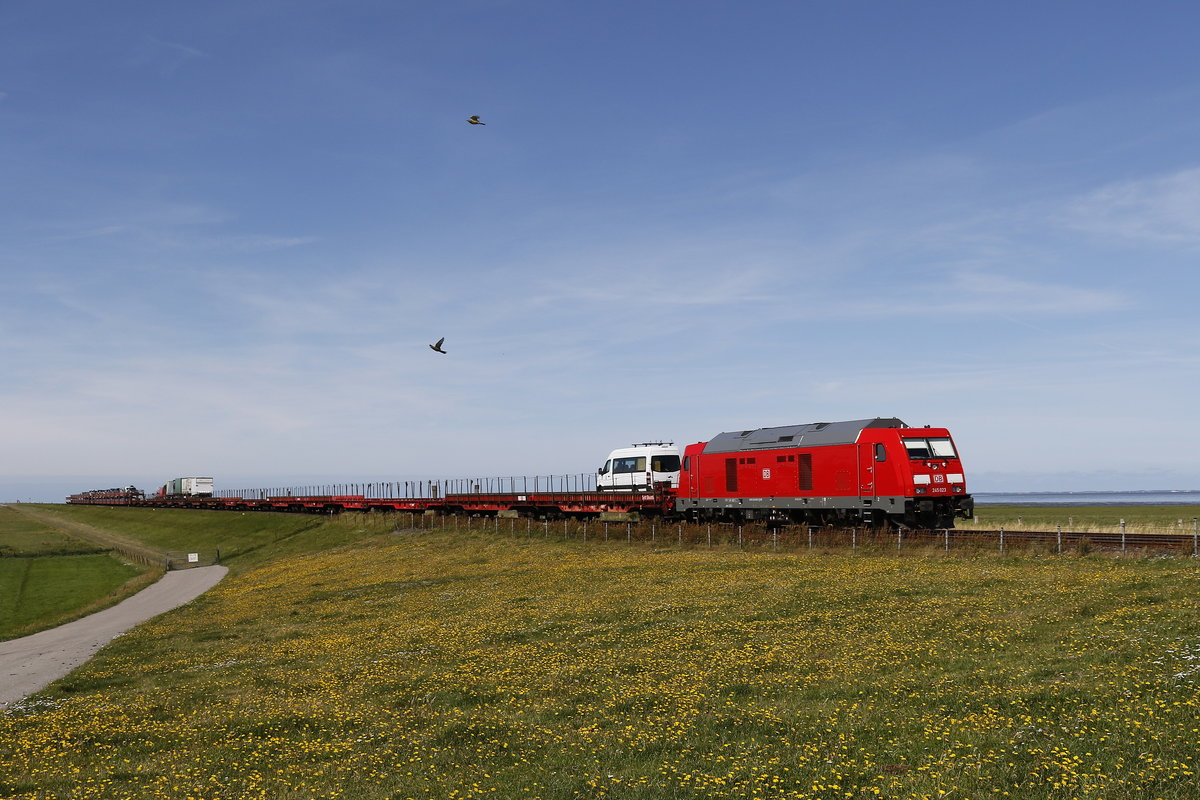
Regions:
[[702, 418, 907, 453]]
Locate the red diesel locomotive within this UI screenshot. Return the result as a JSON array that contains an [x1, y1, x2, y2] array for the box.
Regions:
[[676, 418, 972, 529]]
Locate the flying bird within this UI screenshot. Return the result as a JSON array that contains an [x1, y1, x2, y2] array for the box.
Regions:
[[429, 337, 447, 354], [467, 115, 486, 125]]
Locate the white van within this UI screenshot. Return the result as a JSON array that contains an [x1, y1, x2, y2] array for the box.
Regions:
[[597, 443, 680, 491]]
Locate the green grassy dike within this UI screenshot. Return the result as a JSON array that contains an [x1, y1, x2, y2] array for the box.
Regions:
[[0, 506, 158, 641], [1, 505, 1198, 799]]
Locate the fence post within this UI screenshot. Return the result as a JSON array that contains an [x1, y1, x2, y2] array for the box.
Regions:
[[999, 526, 1004, 554], [944, 528, 949, 553], [1194, 518, 1198, 558], [678, 523, 682, 545], [564, 519, 568, 540], [707, 524, 711, 549], [627, 523, 632, 544], [852, 527, 856, 551], [808, 527, 813, 551], [1057, 525, 1062, 555], [897, 529, 902, 552], [583, 520, 587, 542], [772, 529, 777, 551], [651, 523, 656, 543], [1120, 519, 1126, 554], [738, 525, 742, 548]]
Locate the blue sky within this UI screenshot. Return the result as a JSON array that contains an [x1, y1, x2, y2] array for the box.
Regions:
[[3, 1, 1200, 501]]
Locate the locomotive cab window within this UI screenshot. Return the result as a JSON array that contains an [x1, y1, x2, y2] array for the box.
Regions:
[[875, 443, 887, 462], [929, 438, 956, 458], [902, 437, 957, 460]]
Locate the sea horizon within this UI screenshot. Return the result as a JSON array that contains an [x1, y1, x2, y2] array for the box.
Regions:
[[974, 489, 1200, 505]]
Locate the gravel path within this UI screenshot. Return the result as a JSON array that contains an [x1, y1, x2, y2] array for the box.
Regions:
[[0, 565, 228, 709]]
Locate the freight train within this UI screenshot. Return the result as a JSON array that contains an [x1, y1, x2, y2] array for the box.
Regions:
[[68, 417, 973, 529]]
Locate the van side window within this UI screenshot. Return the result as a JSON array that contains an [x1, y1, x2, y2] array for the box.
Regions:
[[613, 457, 647, 473]]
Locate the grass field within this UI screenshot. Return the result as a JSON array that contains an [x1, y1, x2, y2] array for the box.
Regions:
[[0, 506, 106, 557], [0, 506, 162, 641], [20, 504, 380, 570], [0, 555, 153, 641], [973, 504, 1200, 534], [2, 513, 1199, 799]]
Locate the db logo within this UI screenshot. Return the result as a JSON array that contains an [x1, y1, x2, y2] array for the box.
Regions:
[[762, 468, 771, 480], [933, 474, 945, 483]]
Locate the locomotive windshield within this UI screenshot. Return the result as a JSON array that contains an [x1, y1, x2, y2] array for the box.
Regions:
[[902, 437, 957, 459]]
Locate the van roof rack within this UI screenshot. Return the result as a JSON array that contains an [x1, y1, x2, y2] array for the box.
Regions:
[[631, 441, 673, 447]]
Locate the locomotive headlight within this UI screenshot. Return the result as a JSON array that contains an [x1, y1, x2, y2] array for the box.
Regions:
[[914, 487, 927, 494], [948, 473, 964, 483], [913, 475, 932, 485]]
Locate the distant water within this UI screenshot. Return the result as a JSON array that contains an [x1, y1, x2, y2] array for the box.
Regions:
[[975, 490, 1200, 506]]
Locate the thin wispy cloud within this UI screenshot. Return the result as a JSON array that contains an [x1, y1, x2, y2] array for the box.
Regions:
[[1062, 167, 1200, 246], [139, 35, 210, 76]]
